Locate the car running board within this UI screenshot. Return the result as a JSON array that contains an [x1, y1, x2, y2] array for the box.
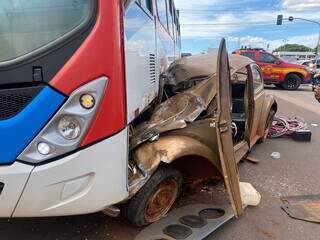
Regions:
[[134, 204, 234, 240]]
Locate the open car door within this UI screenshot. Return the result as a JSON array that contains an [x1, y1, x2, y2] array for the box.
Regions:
[[215, 39, 243, 217]]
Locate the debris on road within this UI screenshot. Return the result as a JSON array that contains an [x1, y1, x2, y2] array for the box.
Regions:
[[292, 130, 312, 142], [246, 155, 260, 164], [281, 194, 320, 223], [240, 182, 261, 207], [268, 116, 311, 141], [270, 152, 281, 160]]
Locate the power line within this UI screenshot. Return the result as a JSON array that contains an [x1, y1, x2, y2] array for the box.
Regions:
[[179, 8, 282, 12], [178, 7, 320, 12], [181, 22, 278, 26]]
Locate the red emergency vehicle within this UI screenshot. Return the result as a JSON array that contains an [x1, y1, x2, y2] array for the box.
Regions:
[[234, 48, 311, 90]]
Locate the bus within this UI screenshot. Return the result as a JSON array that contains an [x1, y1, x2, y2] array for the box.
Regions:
[[0, 0, 180, 225]]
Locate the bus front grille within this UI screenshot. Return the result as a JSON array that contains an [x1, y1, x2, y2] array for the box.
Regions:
[[0, 86, 44, 120]]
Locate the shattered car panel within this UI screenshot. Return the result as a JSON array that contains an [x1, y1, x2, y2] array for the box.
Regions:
[[281, 194, 320, 223], [131, 53, 253, 150], [130, 78, 216, 150]]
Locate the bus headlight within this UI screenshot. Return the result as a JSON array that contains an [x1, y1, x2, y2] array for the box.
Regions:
[[18, 77, 108, 164], [58, 116, 81, 140]]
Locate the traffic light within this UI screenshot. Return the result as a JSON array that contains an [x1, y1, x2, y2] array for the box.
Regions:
[[277, 15, 283, 25]]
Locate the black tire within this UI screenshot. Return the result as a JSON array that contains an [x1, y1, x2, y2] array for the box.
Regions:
[[258, 109, 276, 143], [281, 73, 301, 90], [124, 167, 183, 227]]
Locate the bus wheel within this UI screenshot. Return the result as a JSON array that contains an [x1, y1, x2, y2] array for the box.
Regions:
[[282, 74, 301, 90], [124, 167, 182, 227]]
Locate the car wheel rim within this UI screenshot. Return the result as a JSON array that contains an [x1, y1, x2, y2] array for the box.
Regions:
[[287, 78, 297, 89], [145, 178, 179, 223]]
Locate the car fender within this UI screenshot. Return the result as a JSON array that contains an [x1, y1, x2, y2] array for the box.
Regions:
[[283, 69, 308, 81], [133, 134, 222, 179], [257, 94, 277, 136]]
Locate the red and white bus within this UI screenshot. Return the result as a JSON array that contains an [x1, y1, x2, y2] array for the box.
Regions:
[[0, 0, 180, 224]]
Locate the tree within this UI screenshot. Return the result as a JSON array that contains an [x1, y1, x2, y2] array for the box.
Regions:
[[274, 44, 314, 52]]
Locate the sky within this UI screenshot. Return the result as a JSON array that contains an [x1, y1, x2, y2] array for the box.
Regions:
[[174, 0, 320, 54]]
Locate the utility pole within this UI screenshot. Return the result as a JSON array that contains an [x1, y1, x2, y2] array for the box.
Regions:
[[277, 15, 320, 56]]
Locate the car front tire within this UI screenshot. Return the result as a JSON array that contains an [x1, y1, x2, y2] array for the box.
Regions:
[[282, 73, 301, 90], [124, 166, 183, 227]]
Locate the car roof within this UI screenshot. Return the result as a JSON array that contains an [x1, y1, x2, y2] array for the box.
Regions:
[[237, 48, 266, 52], [170, 51, 254, 80]]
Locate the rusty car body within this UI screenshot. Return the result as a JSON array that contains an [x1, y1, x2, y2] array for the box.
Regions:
[[121, 40, 277, 227]]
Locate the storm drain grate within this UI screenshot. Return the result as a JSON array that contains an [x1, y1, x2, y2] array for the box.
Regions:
[[199, 208, 225, 219], [134, 204, 234, 240], [179, 215, 207, 228], [163, 224, 192, 239]]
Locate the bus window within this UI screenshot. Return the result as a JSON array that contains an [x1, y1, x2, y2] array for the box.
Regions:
[[157, 0, 168, 31], [173, 9, 177, 41], [138, 0, 153, 14], [166, 0, 173, 37], [0, 0, 93, 62]]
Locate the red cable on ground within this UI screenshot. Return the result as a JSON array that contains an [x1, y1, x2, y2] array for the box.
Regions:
[[268, 116, 307, 138]]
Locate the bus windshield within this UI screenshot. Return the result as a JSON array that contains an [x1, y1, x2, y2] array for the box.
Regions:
[[0, 0, 93, 62]]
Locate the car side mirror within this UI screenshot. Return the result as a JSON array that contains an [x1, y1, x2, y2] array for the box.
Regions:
[[275, 60, 281, 65]]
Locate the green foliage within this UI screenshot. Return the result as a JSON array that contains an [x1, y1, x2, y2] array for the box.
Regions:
[[274, 44, 314, 52]]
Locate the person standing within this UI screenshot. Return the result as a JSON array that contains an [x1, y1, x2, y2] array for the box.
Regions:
[[314, 81, 320, 102]]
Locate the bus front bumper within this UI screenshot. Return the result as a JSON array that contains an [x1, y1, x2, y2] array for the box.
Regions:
[[0, 128, 129, 218]]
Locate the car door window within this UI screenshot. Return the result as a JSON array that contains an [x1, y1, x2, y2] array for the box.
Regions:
[[251, 66, 263, 92], [259, 53, 277, 64], [240, 52, 255, 60]]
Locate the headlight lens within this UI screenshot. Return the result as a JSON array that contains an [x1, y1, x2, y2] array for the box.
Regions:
[[18, 77, 108, 164], [58, 116, 81, 140], [37, 142, 51, 155]]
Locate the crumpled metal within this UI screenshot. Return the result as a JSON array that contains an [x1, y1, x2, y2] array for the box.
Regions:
[[130, 78, 216, 150]]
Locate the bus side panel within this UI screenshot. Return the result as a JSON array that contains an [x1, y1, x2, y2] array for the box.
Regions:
[[156, 22, 175, 72], [124, 2, 158, 123], [154, 0, 180, 75]]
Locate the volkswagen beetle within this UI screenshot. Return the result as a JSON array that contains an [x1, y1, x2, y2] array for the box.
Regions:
[[121, 40, 277, 226]]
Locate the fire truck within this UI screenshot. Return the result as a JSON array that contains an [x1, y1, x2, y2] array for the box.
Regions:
[[0, 0, 181, 222]]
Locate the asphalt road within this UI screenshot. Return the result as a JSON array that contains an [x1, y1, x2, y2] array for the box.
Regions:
[[208, 85, 320, 240], [1, 85, 320, 240]]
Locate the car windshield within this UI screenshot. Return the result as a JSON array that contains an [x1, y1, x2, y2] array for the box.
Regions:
[[0, 0, 93, 62]]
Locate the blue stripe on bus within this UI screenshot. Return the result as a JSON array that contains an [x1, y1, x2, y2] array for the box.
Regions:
[[0, 86, 65, 165]]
